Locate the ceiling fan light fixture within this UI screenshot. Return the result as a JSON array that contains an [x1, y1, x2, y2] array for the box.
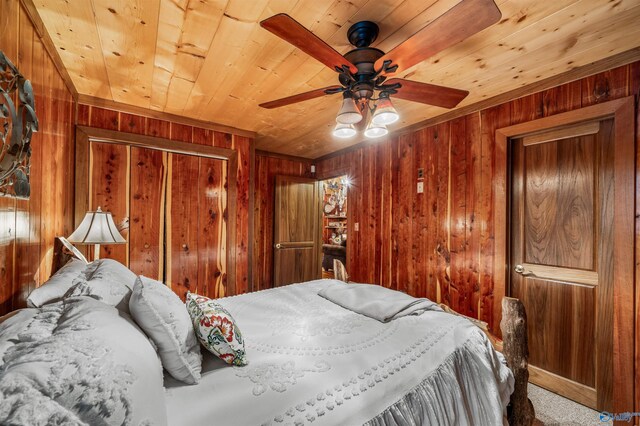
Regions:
[[364, 121, 388, 139], [371, 93, 399, 125], [332, 123, 357, 138], [335, 92, 363, 124]]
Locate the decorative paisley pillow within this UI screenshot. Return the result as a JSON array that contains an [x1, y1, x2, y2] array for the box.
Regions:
[[186, 293, 247, 366]]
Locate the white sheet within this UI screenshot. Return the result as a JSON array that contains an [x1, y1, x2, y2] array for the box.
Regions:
[[164, 280, 513, 426]]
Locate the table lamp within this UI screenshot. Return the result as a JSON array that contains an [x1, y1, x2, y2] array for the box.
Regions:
[[67, 207, 126, 260]]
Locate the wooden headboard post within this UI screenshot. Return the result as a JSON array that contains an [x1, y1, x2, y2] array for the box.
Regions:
[[51, 237, 73, 276], [440, 295, 533, 425], [500, 296, 535, 425]]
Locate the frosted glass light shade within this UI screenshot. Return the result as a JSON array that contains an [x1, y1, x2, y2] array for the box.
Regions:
[[336, 93, 363, 124], [364, 121, 388, 139], [68, 207, 126, 244], [332, 123, 357, 138], [371, 96, 399, 125]]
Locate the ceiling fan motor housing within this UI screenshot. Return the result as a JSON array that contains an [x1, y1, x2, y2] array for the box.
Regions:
[[343, 47, 385, 101], [343, 21, 386, 101]]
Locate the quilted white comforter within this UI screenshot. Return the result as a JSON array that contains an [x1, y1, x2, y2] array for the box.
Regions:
[[164, 280, 514, 426], [0, 297, 167, 426]]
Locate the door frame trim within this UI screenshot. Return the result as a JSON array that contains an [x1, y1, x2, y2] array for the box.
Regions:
[[75, 125, 238, 295], [494, 96, 635, 413], [316, 170, 353, 277]]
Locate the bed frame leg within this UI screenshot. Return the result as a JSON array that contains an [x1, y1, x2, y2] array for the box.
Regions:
[[500, 296, 535, 426]]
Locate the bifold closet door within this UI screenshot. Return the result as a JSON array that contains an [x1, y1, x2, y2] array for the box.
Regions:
[[166, 154, 227, 300], [88, 142, 228, 300], [129, 147, 167, 281], [89, 142, 130, 264]]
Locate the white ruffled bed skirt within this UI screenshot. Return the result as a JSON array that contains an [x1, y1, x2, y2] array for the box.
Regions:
[[365, 331, 513, 426]]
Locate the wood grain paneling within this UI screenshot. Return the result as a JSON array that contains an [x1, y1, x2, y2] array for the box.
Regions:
[[233, 135, 251, 294], [0, 0, 75, 315], [631, 60, 640, 419], [14, 4, 34, 310], [596, 119, 615, 411]]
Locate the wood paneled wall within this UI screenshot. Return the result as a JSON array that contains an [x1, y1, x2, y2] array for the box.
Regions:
[[0, 0, 75, 315], [253, 152, 312, 291], [76, 104, 252, 295], [316, 61, 639, 336]]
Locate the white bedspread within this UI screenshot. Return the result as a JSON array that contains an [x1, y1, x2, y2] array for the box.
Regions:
[[164, 280, 513, 426]]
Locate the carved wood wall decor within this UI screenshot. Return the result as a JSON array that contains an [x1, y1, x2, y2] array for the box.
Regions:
[[0, 50, 38, 198]]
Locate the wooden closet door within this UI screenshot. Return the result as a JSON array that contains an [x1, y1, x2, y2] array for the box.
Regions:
[[166, 153, 227, 300], [129, 147, 166, 280], [88, 143, 228, 300], [510, 119, 614, 410]]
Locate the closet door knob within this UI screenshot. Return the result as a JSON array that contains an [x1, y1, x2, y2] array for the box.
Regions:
[[275, 243, 282, 249], [514, 264, 525, 274]]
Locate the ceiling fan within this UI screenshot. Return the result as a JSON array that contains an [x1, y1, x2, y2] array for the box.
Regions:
[[258, 0, 501, 139]]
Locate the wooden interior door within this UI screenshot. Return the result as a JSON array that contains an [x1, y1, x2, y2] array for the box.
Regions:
[[510, 120, 614, 410], [273, 175, 322, 286]]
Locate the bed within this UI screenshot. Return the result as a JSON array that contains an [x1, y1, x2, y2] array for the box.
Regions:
[[0, 257, 514, 426]]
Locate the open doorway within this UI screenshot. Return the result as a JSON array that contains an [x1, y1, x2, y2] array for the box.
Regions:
[[320, 176, 349, 279]]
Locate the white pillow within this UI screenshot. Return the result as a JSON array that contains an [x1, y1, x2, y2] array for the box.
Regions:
[[27, 258, 86, 307], [129, 276, 202, 384], [82, 258, 137, 289], [63, 259, 136, 314]]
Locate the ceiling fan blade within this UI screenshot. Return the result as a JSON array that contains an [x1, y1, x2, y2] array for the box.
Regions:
[[259, 85, 342, 109], [375, 0, 501, 74], [386, 78, 468, 109], [261, 14, 358, 74]]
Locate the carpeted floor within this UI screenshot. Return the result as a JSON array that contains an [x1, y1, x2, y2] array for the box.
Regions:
[[528, 383, 602, 425]]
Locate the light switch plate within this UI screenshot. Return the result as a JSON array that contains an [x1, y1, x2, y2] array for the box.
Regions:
[[354, 222, 359, 232], [417, 182, 424, 194]]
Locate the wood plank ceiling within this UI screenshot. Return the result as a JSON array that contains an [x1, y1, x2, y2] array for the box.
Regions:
[[33, 0, 640, 158]]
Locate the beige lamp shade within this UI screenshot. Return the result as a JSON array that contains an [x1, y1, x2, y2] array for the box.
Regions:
[[335, 93, 363, 125], [68, 207, 126, 244], [364, 120, 388, 139], [332, 123, 357, 138], [371, 95, 399, 125]]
